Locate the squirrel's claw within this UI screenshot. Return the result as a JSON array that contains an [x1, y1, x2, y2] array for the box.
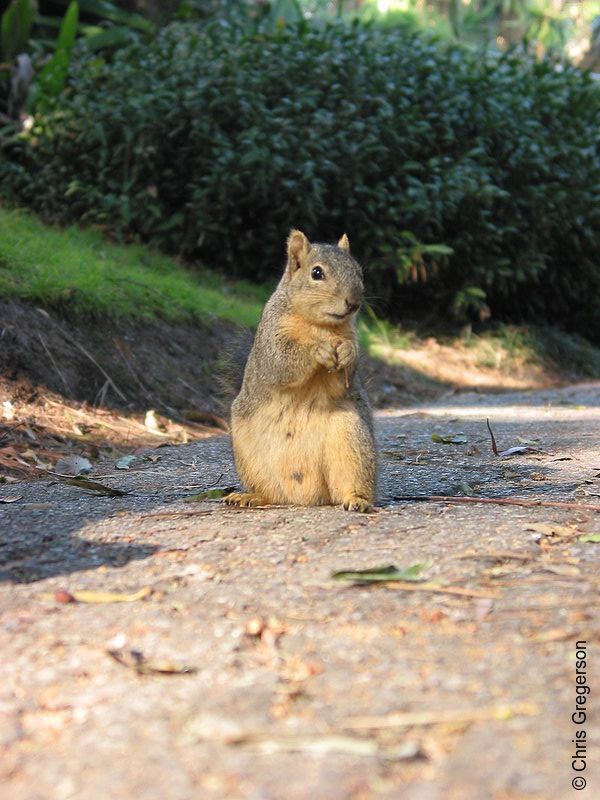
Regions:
[[315, 340, 338, 372], [342, 495, 374, 513], [334, 340, 355, 370], [223, 491, 269, 508]]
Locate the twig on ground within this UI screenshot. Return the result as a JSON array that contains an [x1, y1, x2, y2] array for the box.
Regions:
[[0, 421, 24, 442], [391, 495, 600, 512], [343, 702, 539, 731], [374, 581, 501, 599], [113, 337, 149, 395], [38, 333, 71, 395], [139, 509, 219, 520], [486, 417, 498, 455], [58, 327, 128, 403]]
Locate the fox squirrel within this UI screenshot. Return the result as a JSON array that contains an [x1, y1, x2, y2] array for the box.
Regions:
[[225, 229, 376, 512]]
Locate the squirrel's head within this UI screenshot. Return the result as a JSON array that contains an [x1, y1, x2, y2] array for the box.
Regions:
[[285, 229, 364, 326]]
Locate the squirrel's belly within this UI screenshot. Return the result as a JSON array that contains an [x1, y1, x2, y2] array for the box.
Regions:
[[231, 394, 334, 505]]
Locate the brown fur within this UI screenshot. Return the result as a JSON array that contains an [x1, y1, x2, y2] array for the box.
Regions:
[[225, 230, 376, 512]]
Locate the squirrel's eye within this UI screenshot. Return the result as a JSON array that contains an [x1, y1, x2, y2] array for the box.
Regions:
[[311, 266, 325, 281]]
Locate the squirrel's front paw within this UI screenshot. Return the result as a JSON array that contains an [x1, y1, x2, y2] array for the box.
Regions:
[[223, 491, 269, 507], [335, 339, 356, 370], [342, 494, 374, 513], [315, 341, 338, 372]]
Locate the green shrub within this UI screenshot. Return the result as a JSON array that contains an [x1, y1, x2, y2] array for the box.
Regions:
[[1, 15, 600, 341]]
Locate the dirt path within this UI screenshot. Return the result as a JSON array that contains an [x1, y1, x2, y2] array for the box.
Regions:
[[1, 383, 599, 800]]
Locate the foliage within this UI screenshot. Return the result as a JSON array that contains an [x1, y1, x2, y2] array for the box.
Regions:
[[1, 16, 600, 340], [1, 0, 35, 63], [346, 0, 600, 61], [0, 0, 152, 125], [34, 1, 79, 104]]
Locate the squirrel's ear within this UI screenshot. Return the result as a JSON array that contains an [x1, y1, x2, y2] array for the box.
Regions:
[[287, 229, 311, 273], [337, 233, 350, 252]]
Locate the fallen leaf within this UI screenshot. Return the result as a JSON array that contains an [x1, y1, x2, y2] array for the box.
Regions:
[[0, 495, 23, 504], [498, 446, 531, 457], [526, 522, 575, 538], [115, 455, 136, 470], [332, 562, 431, 583], [70, 586, 152, 603], [107, 648, 196, 675], [579, 534, 600, 543], [48, 473, 129, 497], [232, 734, 378, 757], [380, 450, 404, 461], [431, 433, 467, 445], [55, 455, 92, 476], [459, 480, 476, 496]]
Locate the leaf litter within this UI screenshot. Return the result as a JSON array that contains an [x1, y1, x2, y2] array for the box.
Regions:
[[431, 433, 467, 444], [332, 562, 431, 583], [46, 472, 129, 497], [44, 586, 152, 604], [486, 418, 547, 457], [332, 562, 500, 598], [107, 648, 197, 676]]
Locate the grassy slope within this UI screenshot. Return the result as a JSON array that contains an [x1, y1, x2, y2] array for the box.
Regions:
[[0, 206, 269, 327]]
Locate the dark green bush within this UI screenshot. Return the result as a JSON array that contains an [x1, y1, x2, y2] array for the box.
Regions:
[[1, 15, 600, 340]]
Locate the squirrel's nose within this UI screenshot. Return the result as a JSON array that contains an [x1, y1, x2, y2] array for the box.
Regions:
[[345, 298, 360, 314]]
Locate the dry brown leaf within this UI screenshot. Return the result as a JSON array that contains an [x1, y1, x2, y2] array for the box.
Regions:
[[71, 586, 152, 603], [526, 522, 576, 538]]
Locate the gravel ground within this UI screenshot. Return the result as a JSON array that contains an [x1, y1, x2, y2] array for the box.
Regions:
[[1, 383, 599, 800]]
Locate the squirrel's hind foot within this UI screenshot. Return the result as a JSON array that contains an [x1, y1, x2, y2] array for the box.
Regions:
[[223, 491, 270, 508], [342, 495, 374, 513]]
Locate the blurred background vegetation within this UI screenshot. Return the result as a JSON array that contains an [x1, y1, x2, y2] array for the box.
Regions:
[[1, 0, 599, 343]]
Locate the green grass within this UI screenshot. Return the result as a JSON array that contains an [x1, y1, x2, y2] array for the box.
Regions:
[[0, 205, 270, 327]]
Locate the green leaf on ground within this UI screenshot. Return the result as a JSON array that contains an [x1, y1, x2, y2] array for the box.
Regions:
[[579, 534, 600, 543], [331, 562, 431, 583], [432, 433, 467, 444]]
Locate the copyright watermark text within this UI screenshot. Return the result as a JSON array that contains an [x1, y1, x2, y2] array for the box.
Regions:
[[571, 640, 589, 791]]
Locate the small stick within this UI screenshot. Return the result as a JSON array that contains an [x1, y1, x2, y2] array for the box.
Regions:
[[343, 701, 538, 731], [139, 509, 219, 520], [391, 494, 600, 512], [59, 329, 128, 403], [38, 333, 71, 395], [486, 417, 498, 455], [0, 421, 24, 442], [377, 581, 501, 599]]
